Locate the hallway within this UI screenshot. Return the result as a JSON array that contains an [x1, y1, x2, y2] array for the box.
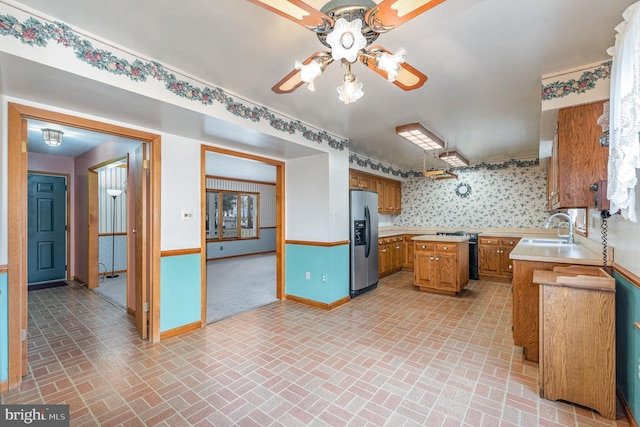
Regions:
[[0, 273, 630, 426]]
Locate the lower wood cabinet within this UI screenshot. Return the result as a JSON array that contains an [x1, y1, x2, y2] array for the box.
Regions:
[[478, 236, 519, 282], [413, 240, 469, 296], [534, 266, 616, 420], [512, 259, 569, 362], [378, 236, 403, 278]]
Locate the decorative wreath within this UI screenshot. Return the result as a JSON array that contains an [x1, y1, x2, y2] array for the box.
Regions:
[[456, 182, 471, 198]]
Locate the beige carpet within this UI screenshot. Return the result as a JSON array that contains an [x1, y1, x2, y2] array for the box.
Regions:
[[206, 253, 277, 323]]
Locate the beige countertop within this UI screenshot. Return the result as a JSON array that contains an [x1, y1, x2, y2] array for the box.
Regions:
[[510, 240, 604, 265], [378, 227, 558, 239], [412, 235, 469, 243]]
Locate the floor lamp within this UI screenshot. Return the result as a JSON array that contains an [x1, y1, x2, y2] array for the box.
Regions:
[[106, 189, 122, 279]]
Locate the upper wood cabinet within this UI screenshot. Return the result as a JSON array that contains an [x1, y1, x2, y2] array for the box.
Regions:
[[349, 169, 376, 191], [349, 169, 401, 214], [549, 100, 608, 209]]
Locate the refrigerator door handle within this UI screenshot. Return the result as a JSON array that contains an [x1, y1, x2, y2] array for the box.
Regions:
[[365, 206, 371, 258]]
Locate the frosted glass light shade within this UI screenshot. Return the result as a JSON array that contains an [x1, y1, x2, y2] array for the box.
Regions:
[[377, 48, 406, 82], [107, 189, 123, 197], [326, 18, 367, 63], [295, 59, 323, 91], [337, 79, 364, 104]]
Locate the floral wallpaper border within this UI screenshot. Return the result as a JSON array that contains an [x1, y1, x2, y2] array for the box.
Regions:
[[349, 152, 539, 178], [0, 12, 348, 151], [541, 61, 611, 101]]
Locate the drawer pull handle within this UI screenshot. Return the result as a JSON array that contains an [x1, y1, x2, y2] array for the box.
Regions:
[[508, 265, 513, 270], [443, 246, 448, 250], [421, 245, 426, 249]]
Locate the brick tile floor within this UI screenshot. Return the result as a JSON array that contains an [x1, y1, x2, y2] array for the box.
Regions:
[[1, 272, 631, 426]]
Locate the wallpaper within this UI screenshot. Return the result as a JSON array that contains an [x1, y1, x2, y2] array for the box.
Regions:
[[394, 163, 549, 228]]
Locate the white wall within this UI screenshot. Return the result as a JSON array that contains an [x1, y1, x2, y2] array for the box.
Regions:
[[161, 135, 202, 251]]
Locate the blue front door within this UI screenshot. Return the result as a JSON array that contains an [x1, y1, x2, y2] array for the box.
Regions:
[[28, 174, 67, 284]]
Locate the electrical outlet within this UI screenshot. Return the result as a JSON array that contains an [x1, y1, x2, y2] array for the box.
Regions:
[[181, 210, 193, 221], [321, 274, 326, 282], [305, 272, 311, 280]]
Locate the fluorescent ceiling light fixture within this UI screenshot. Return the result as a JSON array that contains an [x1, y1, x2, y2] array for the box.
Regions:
[[439, 151, 469, 167], [395, 123, 445, 151], [42, 128, 63, 147], [435, 171, 458, 180]]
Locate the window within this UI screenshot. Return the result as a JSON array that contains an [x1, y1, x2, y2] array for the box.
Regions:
[[206, 191, 259, 241]]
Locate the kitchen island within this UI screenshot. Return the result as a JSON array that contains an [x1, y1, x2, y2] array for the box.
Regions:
[[412, 235, 470, 296], [509, 239, 604, 362]]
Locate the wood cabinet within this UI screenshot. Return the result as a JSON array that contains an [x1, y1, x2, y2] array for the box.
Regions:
[[402, 234, 420, 269], [478, 236, 520, 282], [349, 169, 376, 191], [534, 266, 616, 419], [414, 240, 469, 296], [381, 180, 401, 214], [548, 100, 608, 209], [378, 236, 403, 278], [512, 259, 570, 362], [349, 169, 401, 214]]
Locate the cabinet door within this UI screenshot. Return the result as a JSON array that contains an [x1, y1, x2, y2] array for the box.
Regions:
[[403, 235, 416, 268], [499, 238, 519, 277], [393, 181, 402, 213], [435, 252, 457, 291], [378, 240, 390, 275], [555, 100, 607, 208], [391, 238, 403, 269], [414, 246, 435, 287], [479, 238, 500, 276]]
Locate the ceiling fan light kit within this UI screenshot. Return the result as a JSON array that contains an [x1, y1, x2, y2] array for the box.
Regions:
[[248, 0, 442, 103]]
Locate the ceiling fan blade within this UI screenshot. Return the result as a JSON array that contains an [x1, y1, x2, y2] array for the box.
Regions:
[[360, 46, 427, 91], [272, 51, 331, 94], [365, 0, 446, 31], [246, 0, 333, 32]]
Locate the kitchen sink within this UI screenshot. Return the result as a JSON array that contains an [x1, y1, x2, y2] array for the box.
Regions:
[[520, 238, 575, 245]]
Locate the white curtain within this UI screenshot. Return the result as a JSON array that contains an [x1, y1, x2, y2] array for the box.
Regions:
[[607, 1, 640, 222]]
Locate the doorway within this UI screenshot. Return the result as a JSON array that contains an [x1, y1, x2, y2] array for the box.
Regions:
[[201, 146, 285, 325], [6, 103, 161, 390]]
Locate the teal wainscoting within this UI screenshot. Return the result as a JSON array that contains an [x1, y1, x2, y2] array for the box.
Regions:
[[0, 272, 7, 383], [285, 243, 349, 305], [160, 253, 201, 333], [613, 270, 640, 422]]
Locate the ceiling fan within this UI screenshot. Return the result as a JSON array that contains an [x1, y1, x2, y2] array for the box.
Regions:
[[246, 0, 446, 104]]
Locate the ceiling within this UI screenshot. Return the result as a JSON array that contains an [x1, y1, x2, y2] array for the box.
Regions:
[[3, 0, 634, 171]]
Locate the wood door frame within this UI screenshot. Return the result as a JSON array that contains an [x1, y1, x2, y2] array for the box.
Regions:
[[7, 102, 162, 390], [26, 171, 70, 284], [200, 145, 285, 325]]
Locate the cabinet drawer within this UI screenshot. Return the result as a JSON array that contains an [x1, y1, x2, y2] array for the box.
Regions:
[[500, 238, 520, 248], [415, 243, 435, 251], [436, 243, 458, 253], [479, 237, 499, 245]]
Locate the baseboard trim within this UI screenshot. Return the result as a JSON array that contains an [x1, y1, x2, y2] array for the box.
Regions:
[[159, 321, 201, 340], [285, 294, 350, 310], [618, 385, 638, 427]]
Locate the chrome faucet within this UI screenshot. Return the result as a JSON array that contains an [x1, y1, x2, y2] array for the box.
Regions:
[[543, 212, 574, 244]]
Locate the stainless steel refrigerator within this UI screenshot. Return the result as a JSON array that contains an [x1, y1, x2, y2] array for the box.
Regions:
[[349, 189, 379, 297]]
